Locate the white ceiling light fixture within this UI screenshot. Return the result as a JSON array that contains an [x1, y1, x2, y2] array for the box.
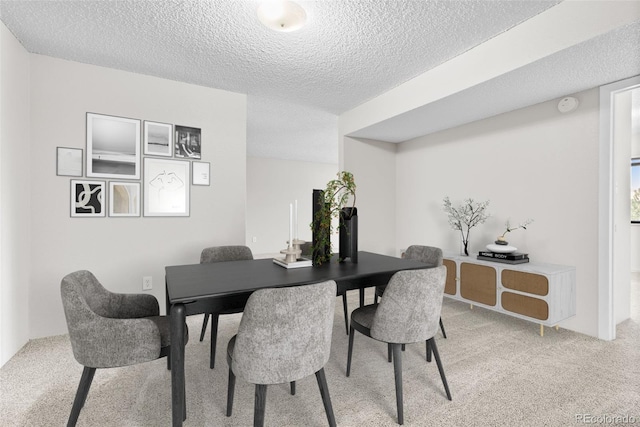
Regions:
[[257, 0, 307, 32]]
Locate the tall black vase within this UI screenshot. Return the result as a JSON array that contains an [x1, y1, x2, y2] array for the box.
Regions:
[[339, 207, 358, 263]]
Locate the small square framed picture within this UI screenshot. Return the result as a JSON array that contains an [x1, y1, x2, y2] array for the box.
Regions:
[[57, 147, 83, 177], [144, 121, 173, 157], [71, 180, 106, 217], [174, 125, 201, 159], [109, 181, 141, 217], [192, 161, 210, 186]]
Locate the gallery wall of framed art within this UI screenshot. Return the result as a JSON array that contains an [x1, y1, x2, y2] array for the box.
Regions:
[[59, 112, 207, 218]]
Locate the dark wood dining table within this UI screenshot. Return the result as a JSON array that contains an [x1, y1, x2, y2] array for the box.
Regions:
[[165, 250, 429, 426]]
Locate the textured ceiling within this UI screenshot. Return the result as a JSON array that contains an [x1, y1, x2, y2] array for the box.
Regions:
[[0, 1, 637, 163]]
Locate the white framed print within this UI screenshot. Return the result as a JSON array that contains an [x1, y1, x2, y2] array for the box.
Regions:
[[144, 121, 173, 157], [57, 147, 83, 177], [109, 181, 141, 217], [86, 113, 141, 179], [143, 158, 190, 217], [192, 161, 210, 186], [71, 180, 106, 217]]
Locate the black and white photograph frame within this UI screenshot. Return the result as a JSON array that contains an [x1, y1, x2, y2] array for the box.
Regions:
[[109, 181, 141, 217], [143, 158, 190, 217], [71, 180, 106, 218], [192, 161, 210, 186], [144, 121, 173, 157], [174, 125, 201, 159], [57, 147, 83, 177], [86, 112, 141, 179]]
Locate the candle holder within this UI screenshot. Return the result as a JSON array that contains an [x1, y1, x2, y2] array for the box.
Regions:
[[280, 246, 302, 263]]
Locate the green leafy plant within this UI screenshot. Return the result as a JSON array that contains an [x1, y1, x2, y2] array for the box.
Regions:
[[443, 197, 490, 256], [311, 171, 356, 265]]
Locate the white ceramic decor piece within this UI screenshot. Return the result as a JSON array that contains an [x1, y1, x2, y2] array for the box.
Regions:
[[486, 243, 517, 253]]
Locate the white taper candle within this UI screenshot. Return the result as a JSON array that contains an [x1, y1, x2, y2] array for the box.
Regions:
[[294, 199, 298, 240], [289, 203, 293, 248]]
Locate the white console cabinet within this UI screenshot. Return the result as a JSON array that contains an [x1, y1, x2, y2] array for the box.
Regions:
[[442, 253, 576, 336]]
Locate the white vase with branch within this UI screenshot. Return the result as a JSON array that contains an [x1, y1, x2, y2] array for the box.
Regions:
[[443, 197, 490, 256]]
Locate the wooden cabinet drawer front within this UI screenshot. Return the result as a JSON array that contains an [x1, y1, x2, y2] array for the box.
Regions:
[[502, 270, 549, 296], [460, 263, 496, 306], [501, 291, 549, 320], [443, 259, 456, 295]]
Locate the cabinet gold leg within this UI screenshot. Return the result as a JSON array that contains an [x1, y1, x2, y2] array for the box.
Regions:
[[540, 324, 544, 337], [470, 304, 473, 310], [555, 325, 559, 331]]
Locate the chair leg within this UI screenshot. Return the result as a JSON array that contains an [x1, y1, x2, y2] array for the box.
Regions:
[[226, 367, 235, 416], [290, 381, 296, 395], [315, 368, 337, 427], [210, 314, 220, 369], [388, 343, 392, 363], [342, 293, 349, 335], [392, 344, 404, 425], [346, 325, 355, 377], [428, 338, 452, 401], [199, 313, 210, 342], [426, 340, 432, 362], [439, 317, 447, 339], [67, 366, 96, 427], [254, 384, 268, 427]]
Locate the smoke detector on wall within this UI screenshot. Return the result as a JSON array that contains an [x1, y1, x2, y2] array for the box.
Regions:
[[557, 96, 579, 113]]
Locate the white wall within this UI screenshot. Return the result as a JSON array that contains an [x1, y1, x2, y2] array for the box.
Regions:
[[342, 137, 397, 256], [613, 90, 632, 323], [28, 55, 247, 339], [631, 89, 640, 272], [246, 157, 337, 256], [390, 89, 600, 337], [0, 23, 31, 366]]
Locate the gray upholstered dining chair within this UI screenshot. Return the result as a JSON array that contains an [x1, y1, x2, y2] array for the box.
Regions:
[[199, 245, 253, 369], [226, 280, 337, 427], [61, 270, 188, 427], [375, 245, 447, 341], [300, 242, 351, 335], [346, 267, 451, 425]]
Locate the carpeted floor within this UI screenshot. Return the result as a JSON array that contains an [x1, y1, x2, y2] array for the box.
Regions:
[[1, 276, 639, 427]]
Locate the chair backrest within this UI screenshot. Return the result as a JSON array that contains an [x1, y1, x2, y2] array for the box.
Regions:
[[371, 267, 446, 344], [403, 245, 443, 267], [300, 242, 312, 257], [200, 245, 253, 264], [231, 280, 337, 385]]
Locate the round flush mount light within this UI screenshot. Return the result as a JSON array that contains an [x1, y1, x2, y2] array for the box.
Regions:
[[257, 1, 307, 32], [557, 96, 579, 113]]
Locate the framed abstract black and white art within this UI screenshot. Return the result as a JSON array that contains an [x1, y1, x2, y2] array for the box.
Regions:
[[143, 158, 190, 217], [71, 180, 106, 217]]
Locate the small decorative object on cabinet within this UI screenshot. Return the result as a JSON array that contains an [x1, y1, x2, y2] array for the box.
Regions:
[[443, 253, 575, 336], [442, 197, 490, 256], [495, 218, 533, 246]]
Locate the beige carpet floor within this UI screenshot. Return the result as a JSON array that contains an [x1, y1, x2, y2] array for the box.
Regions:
[[2, 276, 639, 427]]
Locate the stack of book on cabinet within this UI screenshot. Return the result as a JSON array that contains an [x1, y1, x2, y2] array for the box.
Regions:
[[477, 251, 529, 264]]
